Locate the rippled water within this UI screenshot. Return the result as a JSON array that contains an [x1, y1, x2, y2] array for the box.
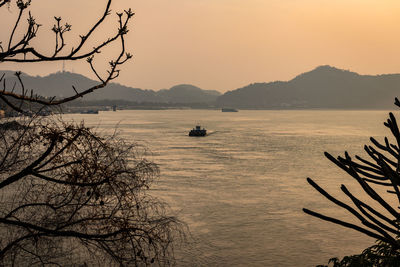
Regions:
[[65, 109, 395, 266]]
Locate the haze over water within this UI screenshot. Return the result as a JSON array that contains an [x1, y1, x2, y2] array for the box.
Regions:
[[66, 109, 394, 266]]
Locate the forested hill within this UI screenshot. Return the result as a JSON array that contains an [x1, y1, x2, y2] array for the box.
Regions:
[[3, 66, 400, 109], [216, 66, 400, 109], [0, 71, 221, 104]]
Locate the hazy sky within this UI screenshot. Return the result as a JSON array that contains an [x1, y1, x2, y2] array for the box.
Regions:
[[1, 0, 400, 92]]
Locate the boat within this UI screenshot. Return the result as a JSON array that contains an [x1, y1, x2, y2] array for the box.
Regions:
[[80, 109, 99, 114], [189, 125, 207, 137], [221, 108, 238, 112]]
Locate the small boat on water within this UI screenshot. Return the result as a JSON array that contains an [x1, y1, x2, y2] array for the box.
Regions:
[[189, 125, 207, 137], [80, 109, 99, 114], [221, 108, 238, 112]]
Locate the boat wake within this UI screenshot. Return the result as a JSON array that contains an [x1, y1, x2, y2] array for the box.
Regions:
[[206, 131, 218, 136]]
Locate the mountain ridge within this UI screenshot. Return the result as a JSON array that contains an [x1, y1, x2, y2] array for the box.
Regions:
[[217, 65, 400, 109], [3, 66, 400, 109], [0, 70, 221, 104]]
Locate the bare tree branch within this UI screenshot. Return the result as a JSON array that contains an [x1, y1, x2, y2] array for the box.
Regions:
[[0, 1, 185, 265], [0, 1, 134, 113], [304, 99, 400, 256]]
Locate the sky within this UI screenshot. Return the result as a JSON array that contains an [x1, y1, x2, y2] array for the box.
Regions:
[[1, 0, 400, 92]]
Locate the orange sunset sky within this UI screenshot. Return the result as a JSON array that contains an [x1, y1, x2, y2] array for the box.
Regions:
[[1, 0, 400, 92]]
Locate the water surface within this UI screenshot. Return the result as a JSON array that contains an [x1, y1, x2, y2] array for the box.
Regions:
[[65, 109, 395, 266]]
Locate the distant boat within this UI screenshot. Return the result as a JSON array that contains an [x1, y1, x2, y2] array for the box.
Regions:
[[80, 110, 99, 114], [189, 125, 207, 137], [221, 108, 238, 112]]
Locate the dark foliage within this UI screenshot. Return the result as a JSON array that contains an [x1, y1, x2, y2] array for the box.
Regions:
[[318, 240, 400, 267]]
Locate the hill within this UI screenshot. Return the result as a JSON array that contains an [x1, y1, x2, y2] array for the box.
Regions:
[[217, 66, 400, 109], [0, 71, 221, 104], [4, 66, 400, 109]]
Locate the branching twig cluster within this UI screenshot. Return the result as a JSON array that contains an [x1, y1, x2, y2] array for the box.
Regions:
[[304, 97, 400, 252], [0, 118, 184, 265], [0, 1, 185, 265], [0, 0, 133, 113]]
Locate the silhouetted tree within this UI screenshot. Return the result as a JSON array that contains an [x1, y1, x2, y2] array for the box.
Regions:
[[0, 1, 184, 265], [0, 0, 132, 113], [304, 98, 400, 266], [0, 117, 184, 266]]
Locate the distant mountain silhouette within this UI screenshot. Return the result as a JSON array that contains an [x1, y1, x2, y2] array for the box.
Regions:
[[217, 65, 400, 109], [4, 66, 400, 109], [0, 71, 221, 104], [158, 84, 220, 103]]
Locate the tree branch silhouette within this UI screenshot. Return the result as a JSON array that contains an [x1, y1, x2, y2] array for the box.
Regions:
[[0, 1, 184, 265], [0, 0, 133, 112], [304, 98, 400, 259]]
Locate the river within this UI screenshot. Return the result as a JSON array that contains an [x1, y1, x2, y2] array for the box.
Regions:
[[65, 109, 395, 266]]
